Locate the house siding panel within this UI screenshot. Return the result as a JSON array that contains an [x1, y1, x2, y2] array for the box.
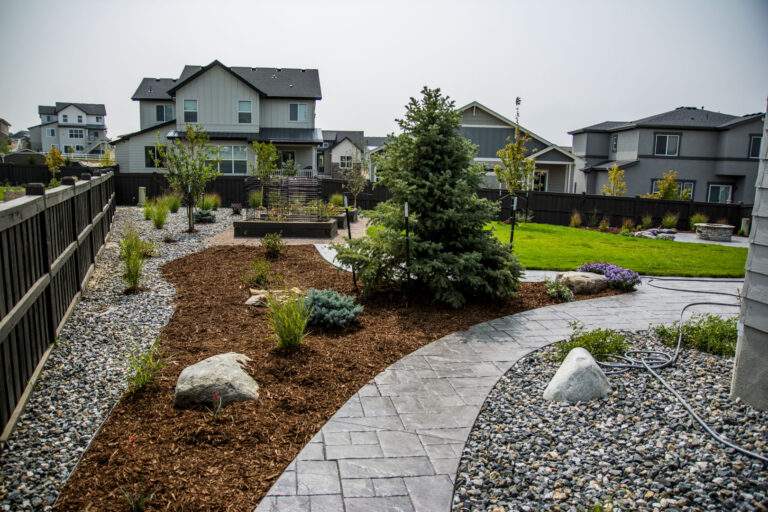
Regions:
[[460, 126, 546, 158], [460, 107, 509, 126], [260, 99, 315, 129], [139, 101, 175, 130]]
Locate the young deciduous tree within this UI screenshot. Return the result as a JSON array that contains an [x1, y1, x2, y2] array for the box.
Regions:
[[601, 164, 627, 196], [250, 141, 279, 200], [641, 169, 690, 200], [44, 146, 65, 185], [341, 154, 368, 208], [98, 146, 116, 167], [334, 87, 523, 308], [156, 125, 220, 232]]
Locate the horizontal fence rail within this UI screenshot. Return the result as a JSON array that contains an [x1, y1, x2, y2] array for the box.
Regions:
[[0, 171, 115, 438]]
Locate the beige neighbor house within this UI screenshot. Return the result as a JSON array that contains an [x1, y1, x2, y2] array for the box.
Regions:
[[458, 101, 581, 192], [113, 60, 323, 176]]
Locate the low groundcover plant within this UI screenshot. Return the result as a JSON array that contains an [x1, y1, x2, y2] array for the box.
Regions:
[[579, 262, 640, 291], [554, 321, 629, 362]]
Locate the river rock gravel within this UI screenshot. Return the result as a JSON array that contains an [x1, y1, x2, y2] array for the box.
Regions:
[[0, 206, 234, 511], [452, 332, 768, 511]]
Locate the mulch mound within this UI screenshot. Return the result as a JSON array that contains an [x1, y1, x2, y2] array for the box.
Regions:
[[56, 245, 621, 511]]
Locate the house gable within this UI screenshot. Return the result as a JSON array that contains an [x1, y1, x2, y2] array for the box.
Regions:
[[533, 147, 575, 163]]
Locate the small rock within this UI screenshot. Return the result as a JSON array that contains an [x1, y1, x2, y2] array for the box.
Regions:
[[555, 272, 608, 295], [174, 352, 259, 409], [543, 348, 611, 403]]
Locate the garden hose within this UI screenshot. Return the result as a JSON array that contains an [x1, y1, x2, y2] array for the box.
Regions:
[[597, 277, 768, 465]]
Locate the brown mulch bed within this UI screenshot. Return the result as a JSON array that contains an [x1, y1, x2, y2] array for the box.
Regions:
[[56, 245, 621, 511]]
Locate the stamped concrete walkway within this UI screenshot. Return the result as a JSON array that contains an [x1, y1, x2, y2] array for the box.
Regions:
[[255, 276, 741, 512]]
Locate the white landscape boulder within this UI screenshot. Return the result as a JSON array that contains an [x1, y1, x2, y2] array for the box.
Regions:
[[543, 348, 611, 403], [174, 352, 259, 409], [555, 271, 608, 295]]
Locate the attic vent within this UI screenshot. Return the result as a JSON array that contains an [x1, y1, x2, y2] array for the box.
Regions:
[[271, 74, 277, 79], [154, 78, 160, 82], [276, 68, 282, 72], [148, 86, 152, 93]]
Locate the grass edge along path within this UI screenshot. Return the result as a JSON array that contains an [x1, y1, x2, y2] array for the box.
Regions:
[[488, 222, 746, 277]]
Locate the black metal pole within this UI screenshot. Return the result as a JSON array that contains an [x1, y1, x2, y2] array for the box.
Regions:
[[344, 199, 357, 290], [404, 202, 410, 298]]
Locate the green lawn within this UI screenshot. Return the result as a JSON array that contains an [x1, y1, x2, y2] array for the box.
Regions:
[[488, 222, 746, 277]]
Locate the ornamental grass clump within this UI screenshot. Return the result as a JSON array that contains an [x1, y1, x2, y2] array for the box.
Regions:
[[197, 193, 219, 211], [569, 211, 582, 228], [248, 190, 263, 209], [267, 293, 310, 350], [653, 314, 737, 356], [160, 193, 182, 213], [127, 340, 165, 393], [661, 212, 679, 229], [151, 203, 169, 229], [143, 201, 155, 221], [545, 279, 574, 303], [305, 288, 363, 329], [640, 214, 653, 229], [120, 228, 156, 260], [689, 212, 708, 230], [554, 322, 629, 362], [579, 262, 640, 291]]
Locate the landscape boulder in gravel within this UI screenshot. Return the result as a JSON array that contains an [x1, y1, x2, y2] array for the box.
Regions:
[[543, 347, 610, 403], [174, 352, 259, 409], [555, 271, 608, 294]]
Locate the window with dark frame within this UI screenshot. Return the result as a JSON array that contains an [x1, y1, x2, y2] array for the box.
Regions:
[[144, 146, 165, 168], [62, 115, 68, 123], [238, 101, 252, 124], [77, 115, 83, 123], [610, 134, 617, 152], [707, 184, 732, 204], [532, 170, 548, 191], [68, 128, 84, 139], [654, 134, 679, 156], [749, 135, 762, 159], [156, 104, 174, 122], [651, 178, 694, 197], [339, 155, 352, 169], [216, 145, 248, 174], [289, 103, 307, 122], [281, 150, 296, 164], [184, 99, 198, 123]]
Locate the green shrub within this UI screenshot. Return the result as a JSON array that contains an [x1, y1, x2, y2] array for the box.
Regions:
[[597, 218, 610, 232], [123, 248, 144, 292], [329, 193, 345, 208], [661, 212, 679, 229], [160, 193, 181, 213], [249, 190, 263, 209], [689, 212, 708, 230], [653, 314, 737, 356], [262, 232, 285, 260], [554, 322, 629, 362], [640, 214, 653, 229], [209, 193, 221, 210], [545, 279, 574, 303], [306, 289, 363, 329], [193, 209, 216, 223], [242, 258, 271, 288], [621, 218, 635, 231], [143, 201, 154, 220], [196, 193, 219, 211], [569, 211, 582, 228], [120, 228, 155, 260], [268, 293, 310, 349], [127, 340, 164, 393], [151, 203, 169, 229]]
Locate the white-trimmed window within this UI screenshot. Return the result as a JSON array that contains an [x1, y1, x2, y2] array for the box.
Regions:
[[238, 101, 252, 124], [532, 170, 548, 191], [184, 99, 198, 123], [96, 116, 102, 123], [217, 145, 248, 174], [610, 133, 618, 152], [156, 104, 174, 122], [707, 184, 732, 204], [289, 103, 308, 122], [749, 135, 762, 159], [75, 144, 84, 152], [339, 155, 352, 169], [62, 114, 68, 123], [68, 128, 84, 139], [47, 128, 55, 137], [654, 133, 679, 156], [77, 115, 83, 123], [651, 178, 694, 197]]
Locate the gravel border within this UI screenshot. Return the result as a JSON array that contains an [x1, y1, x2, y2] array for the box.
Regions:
[[453, 332, 768, 511], [0, 206, 235, 511]]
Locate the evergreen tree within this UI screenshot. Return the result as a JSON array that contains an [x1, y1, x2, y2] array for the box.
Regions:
[[334, 87, 522, 307]]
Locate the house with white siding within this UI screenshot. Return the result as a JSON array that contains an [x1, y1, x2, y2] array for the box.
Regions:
[[28, 103, 109, 157], [113, 60, 323, 175]]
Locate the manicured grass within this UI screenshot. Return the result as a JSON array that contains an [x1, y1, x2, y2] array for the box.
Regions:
[[488, 222, 746, 277]]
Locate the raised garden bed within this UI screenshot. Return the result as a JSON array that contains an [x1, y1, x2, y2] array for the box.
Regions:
[[56, 245, 622, 510], [234, 219, 337, 238]]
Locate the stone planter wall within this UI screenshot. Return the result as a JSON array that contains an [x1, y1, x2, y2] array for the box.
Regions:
[[694, 223, 734, 242]]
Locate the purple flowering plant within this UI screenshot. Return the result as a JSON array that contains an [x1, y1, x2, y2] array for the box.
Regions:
[[578, 262, 640, 291]]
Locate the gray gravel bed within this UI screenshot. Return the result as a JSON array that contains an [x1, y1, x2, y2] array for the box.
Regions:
[[0, 206, 234, 511], [453, 332, 768, 511]]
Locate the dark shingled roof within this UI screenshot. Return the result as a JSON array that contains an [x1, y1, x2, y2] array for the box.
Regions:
[[570, 107, 764, 134], [165, 127, 322, 145], [38, 103, 107, 116], [111, 119, 175, 144], [364, 136, 388, 148], [132, 60, 322, 101], [323, 130, 365, 151]]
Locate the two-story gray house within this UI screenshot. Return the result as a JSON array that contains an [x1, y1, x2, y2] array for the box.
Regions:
[[569, 107, 764, 203], [113, 60, 323, 175], [28, 102, 109, 157], [457, 102, 580, 192]]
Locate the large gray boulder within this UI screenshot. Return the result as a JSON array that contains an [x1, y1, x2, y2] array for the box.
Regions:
[[555, 271, 608, 294], [543, 348, 610, 403], [174, 352, 259, 409]]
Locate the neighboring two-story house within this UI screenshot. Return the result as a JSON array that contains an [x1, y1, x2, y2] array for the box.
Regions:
[[318, 130, 366, 177], [113, 60, 323, 175], [569, 107, 765, 203], [458, 102, 581, 192], [28, 103, 109, 157]]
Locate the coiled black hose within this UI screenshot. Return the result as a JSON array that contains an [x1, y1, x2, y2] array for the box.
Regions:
[[597, 277, 768, 465]]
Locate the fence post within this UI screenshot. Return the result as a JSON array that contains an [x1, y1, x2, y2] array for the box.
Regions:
[[62, 176, 83, 292], [25, 182, 57, 341], [80, 173, 95, 264]]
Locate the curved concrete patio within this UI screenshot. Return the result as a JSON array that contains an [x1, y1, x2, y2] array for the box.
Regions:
[[255, 275, 741, 512]]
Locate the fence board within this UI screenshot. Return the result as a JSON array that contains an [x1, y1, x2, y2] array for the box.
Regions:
[[0, 172, 115, 438]]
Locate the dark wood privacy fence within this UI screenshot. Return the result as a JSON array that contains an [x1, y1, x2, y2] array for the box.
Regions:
[[0, 163, 118, 186], [0, 172, 115, 438]]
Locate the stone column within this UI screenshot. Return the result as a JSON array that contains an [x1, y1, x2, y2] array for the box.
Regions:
[[731, 101, 768, 409]]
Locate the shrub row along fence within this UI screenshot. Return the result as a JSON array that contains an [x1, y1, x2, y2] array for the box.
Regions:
[[0, 163, 119, 186], [106, 170, 753, 230], [0, 171, 115, 438]]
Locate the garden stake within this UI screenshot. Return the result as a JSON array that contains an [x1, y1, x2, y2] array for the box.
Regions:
[[509, 195, 517, 244], [344, 196, 357, 290]]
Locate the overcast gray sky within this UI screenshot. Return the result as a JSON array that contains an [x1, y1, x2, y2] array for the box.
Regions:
[[1, 0, 766, 145]]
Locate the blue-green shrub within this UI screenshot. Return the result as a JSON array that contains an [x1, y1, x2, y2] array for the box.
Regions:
[[305, 288, 363, 329]]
